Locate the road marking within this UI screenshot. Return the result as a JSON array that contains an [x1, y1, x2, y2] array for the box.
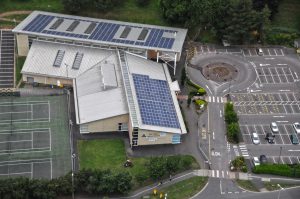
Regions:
[[265, 58, 274, 60], [212, 97, 215, 103], [216, 170, 219, 178], [211, 170, 215, 177], [220, 110, 222, 117], [294, 72, 299, 79], [209, 96, 211, 102], [277, 63, 287, 66], [217, 97, 219, 103], [279, 90, 291, 92], [288, 150, 300, 152], [213, 132, 215, 140], [206, 85, 212, 95], [222, 171, 224, 178], [276, 121, 289, 123], [273, 116, 285, 118]]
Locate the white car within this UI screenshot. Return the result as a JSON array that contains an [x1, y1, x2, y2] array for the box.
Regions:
[[252, 132, 260, 144], [271, 122, 279, 133], [253, 157, 260, 167], [293, 122, 300, 134]]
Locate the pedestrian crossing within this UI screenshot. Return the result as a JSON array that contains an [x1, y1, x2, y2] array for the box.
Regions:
[[233, 144, 249, 158], [207, 96, 225, 103], [210, 170, 230, 178]]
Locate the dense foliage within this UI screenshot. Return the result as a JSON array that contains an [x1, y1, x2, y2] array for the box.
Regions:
[[61, 0, 122, 13], [253, 164, 300, 178], [224, 102, 240, 143], [0, 169, 132, 199]]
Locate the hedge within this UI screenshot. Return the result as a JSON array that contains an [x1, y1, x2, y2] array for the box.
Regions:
[[253, 164, 300, 178]]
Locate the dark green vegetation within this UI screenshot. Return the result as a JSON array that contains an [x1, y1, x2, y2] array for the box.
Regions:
[[236, 180, 259, 192], [78, 139, 199, 188], [0, 169, 132, 199], [147, 176, 208, 199], [0, 0, 63, 12], [253, 164, 300, 178], [16, 56, 26, 83], [231, 156, 247, 172], [224, 102, 240, 143]]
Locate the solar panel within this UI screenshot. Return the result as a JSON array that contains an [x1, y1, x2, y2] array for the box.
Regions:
[[53, 50, 65, 67], [84, 22, 97, 34], [120, 26, 131, 39], [49, 18, 64, 30], [138, 28, 148, 40], [132, 74, 180, 129], [66, 20, 80, 32], [21, 13, 179, 50], [72, 52, 84, 70]]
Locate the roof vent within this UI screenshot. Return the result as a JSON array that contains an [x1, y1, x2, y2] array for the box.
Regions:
[[120, 26, 131, 39], [72, 52, 84, 70], [66, 20, 80, 32], [84, 22, 97, 34], [49, 18, 64, 30], [138, 28, 148, 40], [53, 50, 65, 67]]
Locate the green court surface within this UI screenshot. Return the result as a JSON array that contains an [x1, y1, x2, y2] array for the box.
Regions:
[[0, 95, 71, 179]]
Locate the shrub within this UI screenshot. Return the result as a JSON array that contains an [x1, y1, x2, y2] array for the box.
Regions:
[[135, 170, 149, 185], [231, 156, 247, 172], [195, 99, 206, 106], [197, 88, 206, 95], [253, 164, 300, 178], [186, 79, 202, 90], [136, 0, 150, 7], [181, 67, 186, 86], [227, 122, 240, 143]]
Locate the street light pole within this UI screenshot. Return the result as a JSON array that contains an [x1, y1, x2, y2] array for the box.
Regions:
[[277, 184, 283, 199], [278, 146, 282, 164]]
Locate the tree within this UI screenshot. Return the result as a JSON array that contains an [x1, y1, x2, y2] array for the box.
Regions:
[[137, 0, 151, 7], [115, 172, 132, 193], [166, 156, 181, 174], [148, 156, 167, 180], [61, 0, 86, 14], [94, 0, 122, 11], [160, 0, 191, 25], [252, 0, 279, 18], [259, 5, 271, 43], [227, 122, 240, 143], [221, 0, 261, 44]]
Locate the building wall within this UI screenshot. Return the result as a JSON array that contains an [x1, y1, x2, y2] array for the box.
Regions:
[[87, 114, 129, 132], [22, 73, 73, 86], [137, 129, 176, 145], [16, 34, 29, 56]]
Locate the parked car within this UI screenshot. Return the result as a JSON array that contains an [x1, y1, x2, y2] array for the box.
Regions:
[[265, 132, 275, 144], [293, 122, 300, 134], [252, 132, 260, 144], [253, 157, 260, 167], [259, 155, 268, 164], [290, 133, 299, 145], [257, 48, 263, 56], [270, 122, 279, 133]]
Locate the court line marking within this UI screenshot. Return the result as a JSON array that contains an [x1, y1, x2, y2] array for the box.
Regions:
[[49, 128, 52, 151], [50, 158, 53, 179], [0, 147, 50, 154], [0, 111, 31, 115], [48, 101, 50, 122], [0, 128, 50, 134], [0, 139, 32, 144], [0, 101, 48, 105], [0, 157, 51, 164]]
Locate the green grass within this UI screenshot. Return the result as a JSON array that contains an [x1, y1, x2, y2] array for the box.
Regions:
[[0, 0, 63, 13], [78, 139, 127, 170], [4, 14, 29, 21], [145, 176, 208, 199], [16, 56, 26, 84], [236, 180, 259, 192], [264, 182, 300, 191], [0, 21, 16, 28], [272, 0, 300, 32], [78, 139, 199, 189], [80, 0, 167, 26]]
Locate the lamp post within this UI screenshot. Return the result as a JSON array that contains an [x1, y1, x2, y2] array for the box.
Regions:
[[277, 184, 283, 199], [278, 146, 282, 164]]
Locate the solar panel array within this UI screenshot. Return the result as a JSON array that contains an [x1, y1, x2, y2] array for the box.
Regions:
[[0, 30, 15, 88], [132, 74, 180, 129], [22, 14, 177, 50]]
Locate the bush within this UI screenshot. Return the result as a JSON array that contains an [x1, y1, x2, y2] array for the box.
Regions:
[[186, 79, 202, 90], [227, 122, 240, 143], [136, 0, 150, 7], [195, 99, 206, 106], [135, 170, 149, 185], [253, 164, 300, 178], [181, 67, 186, 86], [231, 156, 247, 172]]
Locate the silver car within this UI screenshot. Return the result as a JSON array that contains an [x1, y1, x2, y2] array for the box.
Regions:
[[293, 122, 300, 134], [253, 157, 260, 166], [271, 122, 279, 133], [252, 132, 260, 144]]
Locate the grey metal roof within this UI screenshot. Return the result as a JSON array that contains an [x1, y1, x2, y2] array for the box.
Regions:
[[13, 11, 187, 53]]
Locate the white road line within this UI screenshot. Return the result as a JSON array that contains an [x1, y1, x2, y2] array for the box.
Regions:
[[0, 111, 31, 115], [0, 172, 32, 176], [206, 85, 212, 95], [217, 97, 219, 103], [220, 180, 224, 194], [222, 171, 224, 178], [283, 125, 291, 144], [272, 157, 276, 164], [220, 110, 222, 118], [211, 170, 215, 177], [268, 68, 276, 83], [288, 157, 293, 164], [209, 96, 211, 102], [31, 131, 33, 149], [31, 162, 33, 179], [49, 128, 52, 151], [31, 104, 33, 120], [216, 170, 219, 178], [48, 101, 50, 122], [213, 132, 215, 140], [213, 97, 215, 103], [280, 49, 284, 56], [277, 64, 287, 66], [0, 139, 32, 144], [275, 68, 282, 83], [50, 158, 53, 179], [267, 49, 271, 56]]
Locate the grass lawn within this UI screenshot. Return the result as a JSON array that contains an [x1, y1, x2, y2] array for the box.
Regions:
[[264, 182, 299, 191], [16, 56, 26, 84], [272, 0, 300, 32], [0, 0, 63, 13], [146, 176, 208, 199], [236, 180, 259, 192], [5, 14, 30, 21], [79, 0, 167, 26], [77, 139, 199, 189]]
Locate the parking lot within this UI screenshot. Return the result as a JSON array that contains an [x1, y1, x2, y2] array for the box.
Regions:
[[0, 30, 15, 88], [242, 48, 284, 57], [240, 123, 300, 145], [231, 93, 300, 115]]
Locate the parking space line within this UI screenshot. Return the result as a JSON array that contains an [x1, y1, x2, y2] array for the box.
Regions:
[[268, 68, 276, 83], [288, 157, 293, 164], [283, 125, 291, 144], [297, 157, 300, 164], [272, 157, 276, 164], [274, 68, 282, 83]]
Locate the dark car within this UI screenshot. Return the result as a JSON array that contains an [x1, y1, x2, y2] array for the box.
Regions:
[[290, 133, 299, 145], [265, 132, 275, 144], [260, 155, 268, 164]]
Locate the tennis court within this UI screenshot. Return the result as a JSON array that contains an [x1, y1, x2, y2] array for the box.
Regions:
[[0, 95, 71, 179]]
